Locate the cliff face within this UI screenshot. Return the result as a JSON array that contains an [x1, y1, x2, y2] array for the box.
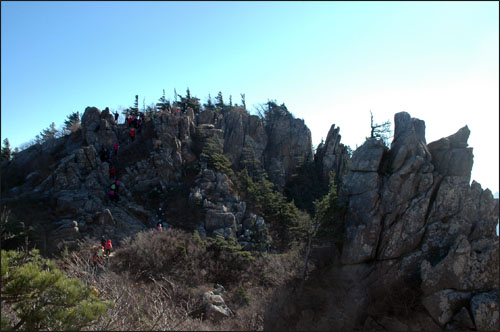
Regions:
[[197, 106, 314, 187], [1, 106, 312, 253], [270, 112, 499, 331]]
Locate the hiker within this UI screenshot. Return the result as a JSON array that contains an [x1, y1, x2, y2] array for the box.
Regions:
[[114, 111, 119, 122], [130, 128, 136, 141], [156, 222, 163, 231], [105, 239, 112, 256], [109, 166, 116, 179], [127, 116, 133, 127], [97, 245, 105, 264], [132, 115, 138, 128], [113, 142, 119, 156], [93, 252, 99, 267], [101, 236, 106, 247]]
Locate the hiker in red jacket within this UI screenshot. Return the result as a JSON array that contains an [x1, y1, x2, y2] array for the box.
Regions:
[[130, 128, 136, 141], [113, 142, 119, 156], [109, 166, 116, 179], [105, 239, 112, 256]]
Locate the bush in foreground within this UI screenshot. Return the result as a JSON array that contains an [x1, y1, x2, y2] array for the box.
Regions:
[[1, 249, 112, 331]]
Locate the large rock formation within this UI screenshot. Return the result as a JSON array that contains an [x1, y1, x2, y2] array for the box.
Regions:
[[322, 112, 498, 330], [1, 105, 308, 253], [196, 105, 313, 186], [267, 111, 498, 331]]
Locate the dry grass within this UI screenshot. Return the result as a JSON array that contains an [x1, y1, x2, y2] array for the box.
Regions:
[[54, 229, 307, 330]]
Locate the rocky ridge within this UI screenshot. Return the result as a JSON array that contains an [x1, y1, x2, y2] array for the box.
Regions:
[[1, 105, 497, 331]]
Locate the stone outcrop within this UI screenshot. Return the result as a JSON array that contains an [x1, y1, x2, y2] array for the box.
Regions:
[[337, 112, 499, 330], [263, 106, 314, 187], [315, 124, 350, 184], [81, 106, 118, 152], [197, 106, 312, 186], [202, 284, 234, 321], [190, 167, 271, 251]]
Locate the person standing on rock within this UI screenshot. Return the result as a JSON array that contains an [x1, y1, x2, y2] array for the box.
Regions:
[[130, 128, 136, 141], [97, 245, 105, 264], [114, 111, 119, 122], [105, 239, 112, 256]]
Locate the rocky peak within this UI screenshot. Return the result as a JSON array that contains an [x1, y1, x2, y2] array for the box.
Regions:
[[336, 111, 498, 330], [263, 105, 313, 187], [315, 124, 350, 184]]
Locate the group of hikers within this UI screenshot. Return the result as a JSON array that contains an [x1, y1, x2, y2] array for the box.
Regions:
[[90, 107, 173, 268], [98, 141, 121, 203], [93, 236, 113, 266], [125, 112, 145, 141]]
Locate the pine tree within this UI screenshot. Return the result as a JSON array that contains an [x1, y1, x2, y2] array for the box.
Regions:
[[2, 138, 12, 161], [203, 94, 215, 110], [240, 93, 246, 110], [215, 91, 224, 109], [155, 89, 169, 113], [1, 249, 112, 330], [63, 112, 80, 133], [39, 122, 58, 142], [313, 170, 345, 240], [229, 95, 233, 107]]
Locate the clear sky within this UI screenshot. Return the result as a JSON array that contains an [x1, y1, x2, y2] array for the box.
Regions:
[[1, 1, 499, 194]]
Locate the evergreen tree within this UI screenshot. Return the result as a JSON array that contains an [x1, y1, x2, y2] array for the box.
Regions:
[[39, 122, 58, 142], [2, 138, 12, 161], [237, 169, 302, 249], [178, 87, 202, 113], [63, 112, 80, 133], [229, 95, 233, 107], [203, 94, 215, 110], [155, 89, 170, 113], [313, 170, 345, 241], [1, 249, 112, 331], [240, 93, 246, 110], [215, 91, 224, 109]]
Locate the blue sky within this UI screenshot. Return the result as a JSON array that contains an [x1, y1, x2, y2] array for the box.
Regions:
[[1, 1, 499, 194]]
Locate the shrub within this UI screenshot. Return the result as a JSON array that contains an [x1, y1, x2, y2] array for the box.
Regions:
[[236, 284, 251, 305], [1, 249, 111, 331]]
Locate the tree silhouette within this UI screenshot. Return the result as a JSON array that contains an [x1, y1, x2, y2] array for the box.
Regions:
[[370, 111, 392, 146], [2, 138, 12, 161]]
